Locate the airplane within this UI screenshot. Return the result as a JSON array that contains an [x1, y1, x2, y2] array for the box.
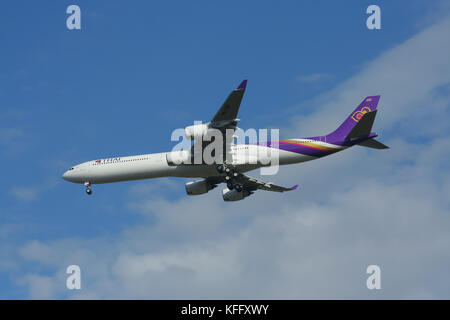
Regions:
[[62, 80, 388, 201]]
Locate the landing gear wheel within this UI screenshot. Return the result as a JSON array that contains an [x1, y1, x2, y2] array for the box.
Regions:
[[235, 184, 243, 192], [216, 164, 225, 174], [84, 182, 92, 195], [227, 182, 234, 190]]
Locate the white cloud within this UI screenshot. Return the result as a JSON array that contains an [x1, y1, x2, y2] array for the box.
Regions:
[[11, 186, 40, 202], [16, 274, 63, 299], [11, 179, 61, 202]]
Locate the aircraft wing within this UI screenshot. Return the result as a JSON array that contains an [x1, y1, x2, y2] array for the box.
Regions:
[[191, 80, 247, 163], [234, 174, 299, 192], [206, 174, 298, 193], [210, 80, 247, 125]]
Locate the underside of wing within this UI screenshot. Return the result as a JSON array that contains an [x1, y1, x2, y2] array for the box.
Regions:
[[206, 173, 296, 192], [205, 176, 226, 187], [211, 80, 247, 124], [205, 173, 297, 193], [235, 174, 298, 192]]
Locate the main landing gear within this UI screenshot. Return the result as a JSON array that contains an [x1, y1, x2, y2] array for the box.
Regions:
[[216, 164, 226, 174], [217, 164, 238, 177], [217, 164, 242, 192], [84, 182, 92, 195]]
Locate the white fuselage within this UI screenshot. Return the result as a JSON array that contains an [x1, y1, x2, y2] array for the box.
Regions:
[[62, 141, 345, 185]]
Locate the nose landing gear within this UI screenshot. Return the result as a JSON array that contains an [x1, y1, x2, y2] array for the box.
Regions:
[[84, 182, 92, 195]]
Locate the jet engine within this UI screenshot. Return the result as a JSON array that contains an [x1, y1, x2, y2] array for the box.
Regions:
[[185, 123, 210, 140], [185, 179, 215, 195], [222, 187, 251, 201], [166, 150, 191, 166]]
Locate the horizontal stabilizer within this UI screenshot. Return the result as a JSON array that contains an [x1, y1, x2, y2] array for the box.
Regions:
[[358, 138, 389, 149], [346, 110, 377, 139]]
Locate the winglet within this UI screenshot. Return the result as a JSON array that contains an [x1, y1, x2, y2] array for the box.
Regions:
[[291, 184, 299, 190], [236, 79, 247, 90]]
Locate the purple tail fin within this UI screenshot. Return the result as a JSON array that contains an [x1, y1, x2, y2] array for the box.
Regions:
[[326, 96, 380, 144]]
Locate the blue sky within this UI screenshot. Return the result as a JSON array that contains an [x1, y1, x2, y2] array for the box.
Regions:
[[1, 1, 450, 299]]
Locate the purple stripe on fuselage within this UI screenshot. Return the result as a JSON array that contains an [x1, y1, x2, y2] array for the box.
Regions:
[[258, 141, 339, 157]]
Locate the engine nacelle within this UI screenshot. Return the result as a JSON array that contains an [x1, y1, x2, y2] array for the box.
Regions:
[[166, 150, 191, 166], [185, 180, 214, 195], [185, 123, 209, 140], [222, 188, 250, 201]]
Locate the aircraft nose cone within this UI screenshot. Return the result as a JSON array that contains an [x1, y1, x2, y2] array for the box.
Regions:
[[62, 170, 70, 181]]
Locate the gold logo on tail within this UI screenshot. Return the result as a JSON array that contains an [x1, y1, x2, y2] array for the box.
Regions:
[[351, 106, 371, 122]]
